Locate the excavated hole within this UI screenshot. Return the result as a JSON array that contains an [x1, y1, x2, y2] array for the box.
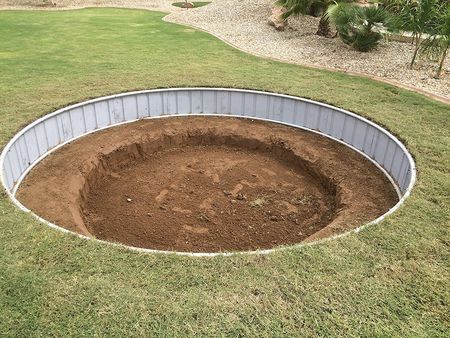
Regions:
[[16, 117, 399, 253], [80, 133, 340, 252]]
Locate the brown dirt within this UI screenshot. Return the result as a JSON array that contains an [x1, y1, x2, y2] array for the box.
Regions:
[[17, 116, 398, 252]]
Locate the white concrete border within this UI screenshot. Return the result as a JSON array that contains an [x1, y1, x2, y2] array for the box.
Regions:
[[0, 88, 416, 256]]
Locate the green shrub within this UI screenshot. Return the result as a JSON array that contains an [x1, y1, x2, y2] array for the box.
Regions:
[[277, 0, 354, 37], [328, 4, 392, 52]]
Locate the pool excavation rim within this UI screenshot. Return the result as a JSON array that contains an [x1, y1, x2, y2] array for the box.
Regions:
[[0, 88, 416, 257]]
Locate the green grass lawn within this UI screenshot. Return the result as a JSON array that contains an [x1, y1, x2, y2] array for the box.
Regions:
[[0, 8, 449, 336]]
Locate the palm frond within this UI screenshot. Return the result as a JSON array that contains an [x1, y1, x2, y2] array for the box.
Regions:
[[328, 3, 392, 51]]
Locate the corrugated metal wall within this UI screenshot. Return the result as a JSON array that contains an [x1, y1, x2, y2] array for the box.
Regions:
[[1, 88, 415, 196]]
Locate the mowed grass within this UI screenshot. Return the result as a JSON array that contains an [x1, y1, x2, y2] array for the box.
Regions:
[[0, 8, 449, 336]]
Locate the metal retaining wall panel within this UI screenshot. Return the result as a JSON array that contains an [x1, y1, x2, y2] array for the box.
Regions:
[[0, 88, 416, 255]]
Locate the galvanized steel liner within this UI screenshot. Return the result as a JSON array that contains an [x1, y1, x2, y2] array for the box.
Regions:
[[1, 88, 415, 199]]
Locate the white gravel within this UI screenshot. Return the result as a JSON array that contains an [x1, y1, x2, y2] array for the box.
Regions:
[[0, 0, 178, 12], [2, 0, 449, 100], [167, 0, 449, 100]]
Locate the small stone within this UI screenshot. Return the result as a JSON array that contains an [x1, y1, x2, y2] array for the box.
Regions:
[[223, 190, 232, 196], [181, 2, 194, 8], [236, 193, 246, 200], [126, 198, 132, 203], [250, 198, 265, 207], [270, 215, 279, 222]]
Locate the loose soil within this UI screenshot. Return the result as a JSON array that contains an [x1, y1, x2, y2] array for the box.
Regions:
[[17, 116, 398, 253]]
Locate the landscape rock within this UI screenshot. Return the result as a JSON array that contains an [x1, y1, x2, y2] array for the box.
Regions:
[[268, 6, 287, 31]]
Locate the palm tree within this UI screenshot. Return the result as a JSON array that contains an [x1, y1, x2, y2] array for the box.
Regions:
[[396, 0, 440, 69], [277, 0, 354, 37], [420, 4, 450, 78], [327, 3, 392, 51]]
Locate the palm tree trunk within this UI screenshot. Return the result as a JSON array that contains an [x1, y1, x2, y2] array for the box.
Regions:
[[316, 14, 332, 37], [410, 34, 422, 69], [435, 44, 448, 78]]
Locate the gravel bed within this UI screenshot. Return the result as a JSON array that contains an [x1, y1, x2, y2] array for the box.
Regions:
[[2, 0, 448, 100], [0, 0, 178, 12], [167, 0, 449, 100]]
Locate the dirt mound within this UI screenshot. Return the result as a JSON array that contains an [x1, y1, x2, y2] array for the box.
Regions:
[[17, 116, 398, 252]]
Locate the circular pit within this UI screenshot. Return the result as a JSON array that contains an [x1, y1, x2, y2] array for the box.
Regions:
[[0, 88, 415, 255]]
